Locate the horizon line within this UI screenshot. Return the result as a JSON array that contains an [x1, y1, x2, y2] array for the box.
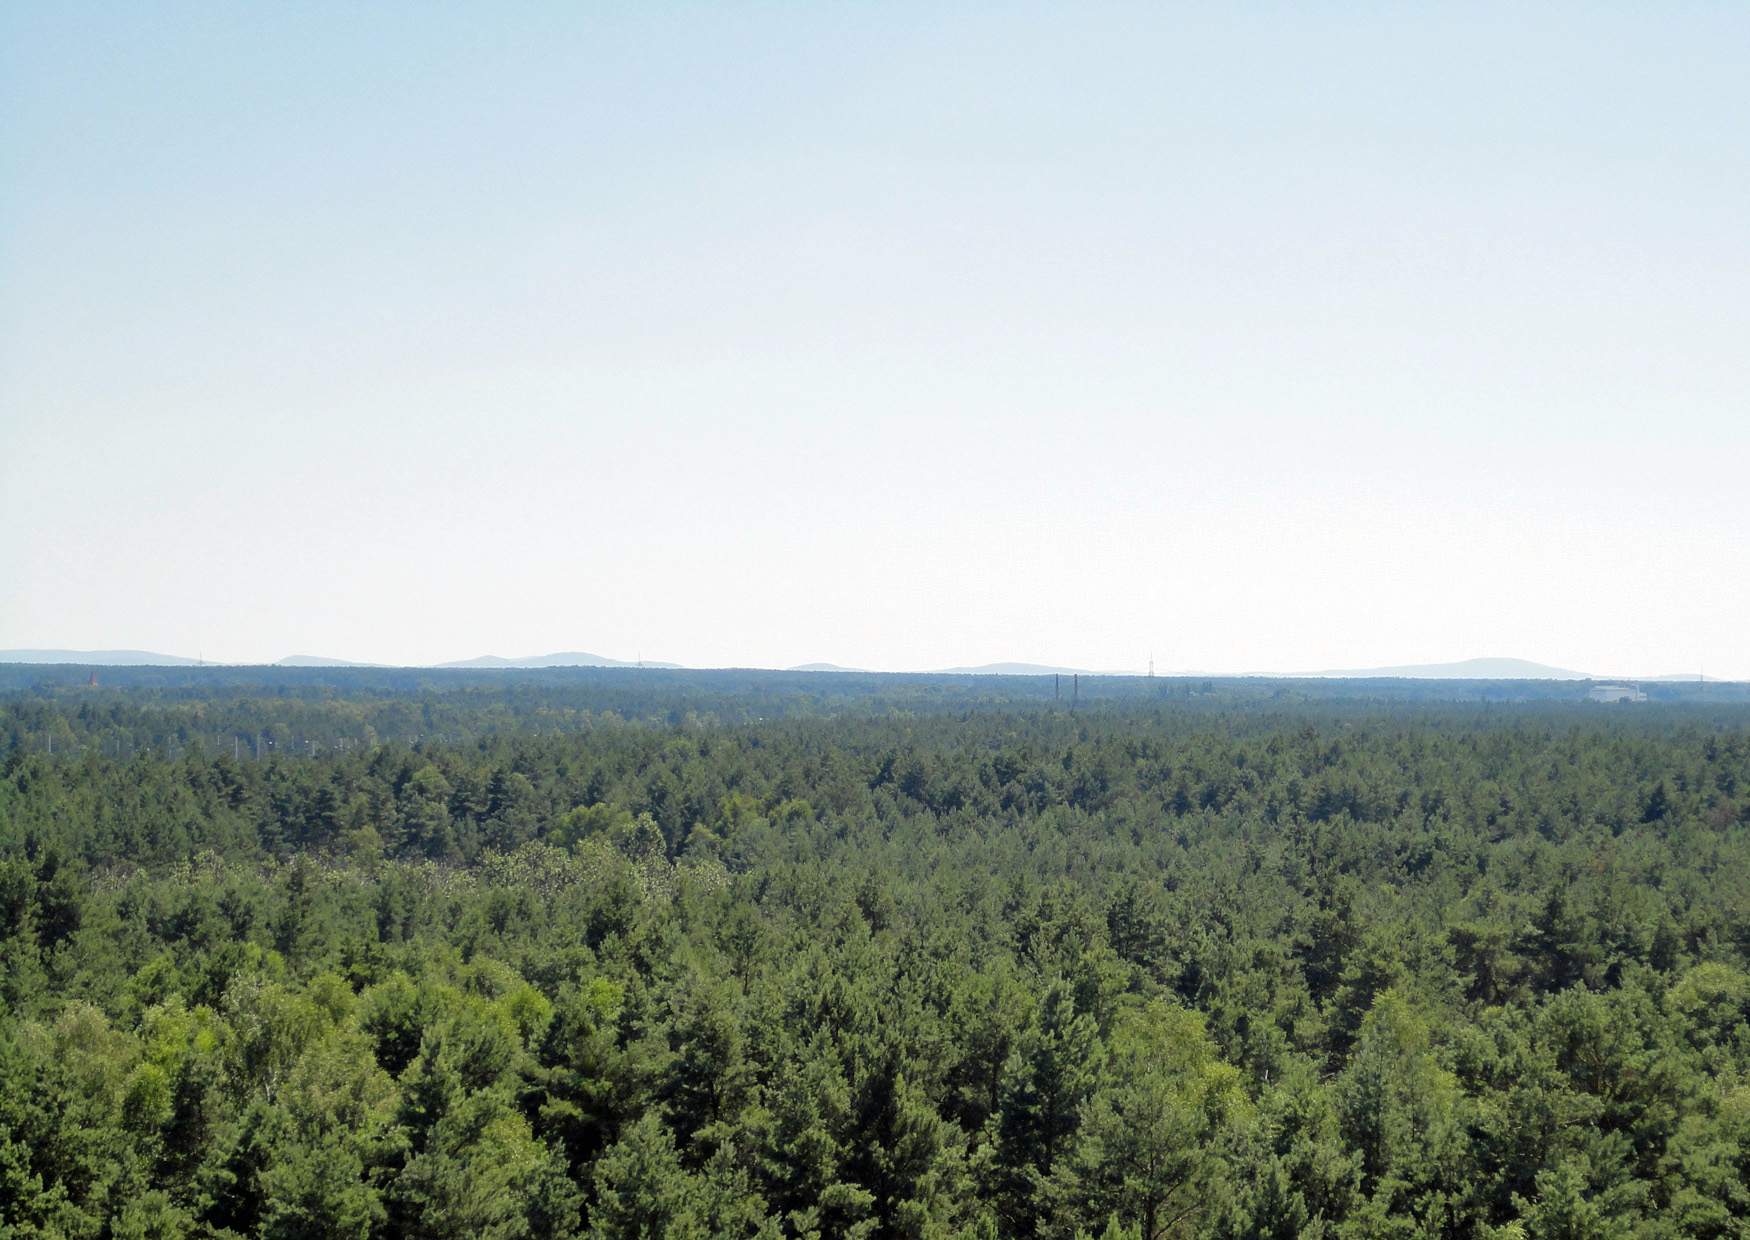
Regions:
[[0, 648, 1736, 683]]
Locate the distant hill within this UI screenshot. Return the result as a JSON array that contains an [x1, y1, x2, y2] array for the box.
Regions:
[[937, 662, 1093, 676], [0, 648, 201, 666], [274, 654, 379, 668], [789, 662, 869, 673], [1306, 656, 1592, 680], [436, 652, 682, 669]]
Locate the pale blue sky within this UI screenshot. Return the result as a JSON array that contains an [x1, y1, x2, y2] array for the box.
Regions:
[[3, 3, 1746, 675]]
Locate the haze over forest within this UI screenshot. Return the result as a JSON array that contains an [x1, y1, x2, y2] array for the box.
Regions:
[[0, 649, 1724, 683]]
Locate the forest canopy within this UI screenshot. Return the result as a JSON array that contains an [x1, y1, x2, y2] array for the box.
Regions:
[[2, 668, 1748, 1238]]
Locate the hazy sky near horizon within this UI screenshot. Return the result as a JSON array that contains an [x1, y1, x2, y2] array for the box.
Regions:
[[3, 3, 1747, 676]]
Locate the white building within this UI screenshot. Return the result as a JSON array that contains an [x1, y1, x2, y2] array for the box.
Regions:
[[1588, 685, 1647, 703]]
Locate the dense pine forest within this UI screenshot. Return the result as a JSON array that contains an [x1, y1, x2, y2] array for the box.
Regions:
[[3, 668, 1749, 1238]]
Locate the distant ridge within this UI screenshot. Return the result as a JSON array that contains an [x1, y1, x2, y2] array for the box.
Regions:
[[1304, 656, 1591, 680], [436, 651, 682, 669], [15, 649, 1714, 681], [0, 648, 200, 666], [937, 662, 1094, 676]]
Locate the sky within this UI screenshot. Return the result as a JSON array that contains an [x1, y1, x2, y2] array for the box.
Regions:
[[2, 3, 1746, 677]]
